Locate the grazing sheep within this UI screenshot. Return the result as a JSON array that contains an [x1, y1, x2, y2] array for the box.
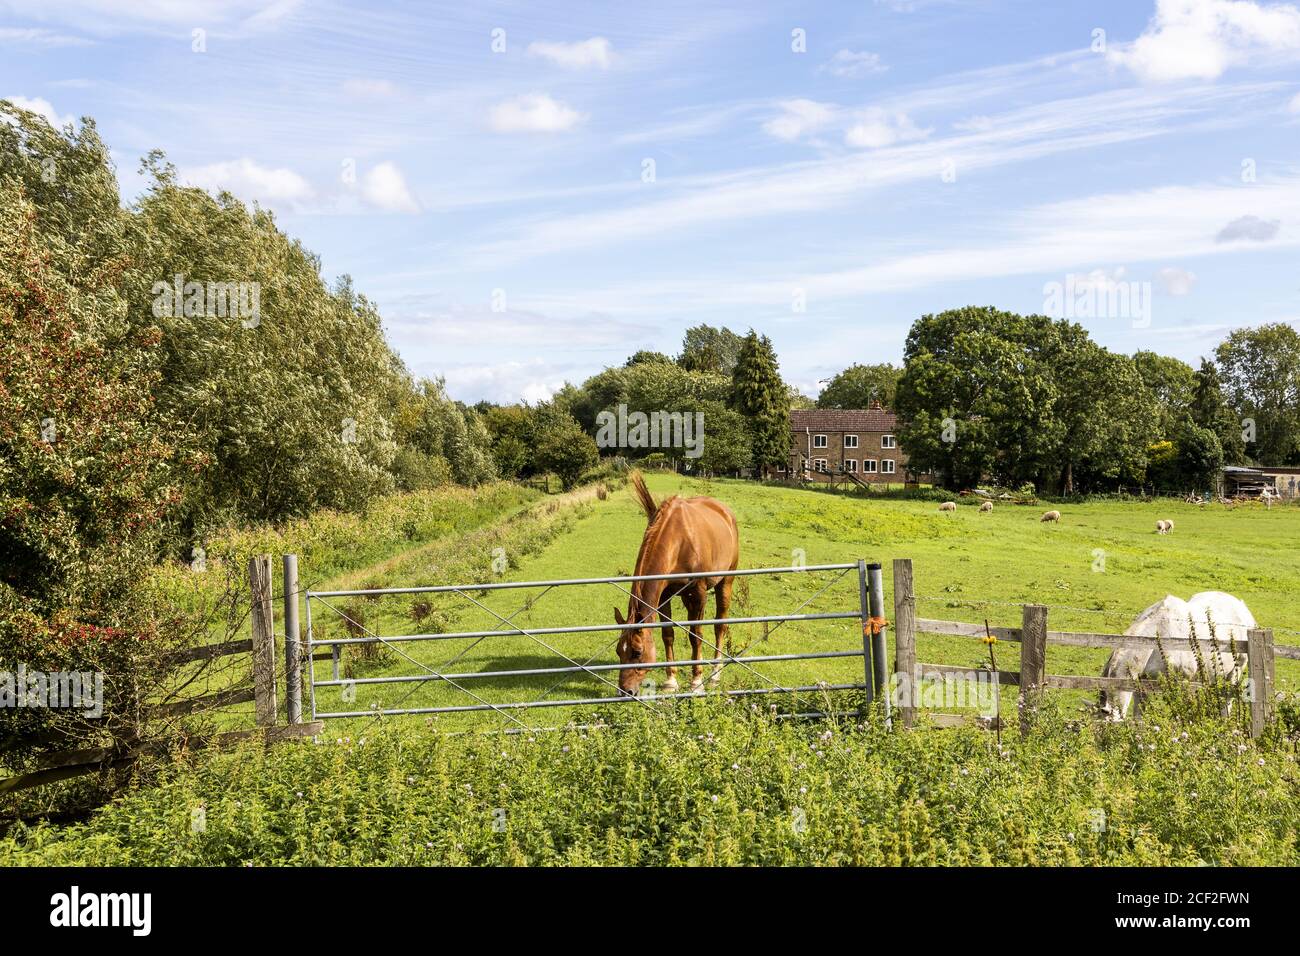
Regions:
[[938, 501, 956, 512], [979, 501, 993, 513], [1040, 510, 1060, 523], [1163, 519, 1174, 533], [1099, 592, 1253, 721], [1155, 519, 1172, 534]]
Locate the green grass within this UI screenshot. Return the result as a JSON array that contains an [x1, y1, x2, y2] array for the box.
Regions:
[[4, 697, 1298, 865], [296, 473, 1300, 733], [8, 475, 1300, 864]]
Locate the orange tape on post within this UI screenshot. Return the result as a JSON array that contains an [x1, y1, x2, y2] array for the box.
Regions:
[[865, 616, 889, 636]]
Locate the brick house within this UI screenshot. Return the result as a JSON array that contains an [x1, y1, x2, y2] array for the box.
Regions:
[[765, 402, 915, 484]]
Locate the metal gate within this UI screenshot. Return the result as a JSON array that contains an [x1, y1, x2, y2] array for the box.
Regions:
[[304, 560, 891, 731]]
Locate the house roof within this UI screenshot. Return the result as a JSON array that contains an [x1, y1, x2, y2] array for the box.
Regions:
[[790, 408, 899, 432]]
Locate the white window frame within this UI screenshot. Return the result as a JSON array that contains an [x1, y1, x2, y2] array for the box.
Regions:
[[862, 459, 878, 473], [844, 459, 857, 473], [813, 434, 828, 449], [843, 434, 858, 449], [881, 459, 896, 474], [814, 458, 828, 473], [881, 434, 897, 449]]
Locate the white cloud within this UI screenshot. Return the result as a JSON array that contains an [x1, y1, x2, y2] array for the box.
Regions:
[[436, 358, 569, 405], [489, 93, 585, 132], [0, 27, 91, 46], [0, 0, 302, 35], [527, 37, 613, 70], [361, 161, 420, 214], [1112, 0, 1300, 82], [180, 158, 315, 209], [342, 78, 400, 98], [1289, 90, 1300, 111], [844, 108, 931, 148], [1069, 267, 1129, 293], [4, 95, 74, 127], [1157, 267, 1198, 294], [822, 49, 887, 78], [762, 99, 837, 141], [455, 82, 1270, 269]]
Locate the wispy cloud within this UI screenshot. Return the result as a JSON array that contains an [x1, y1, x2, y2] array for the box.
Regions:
[[821, 49, 887, 78], [0, 26, 92, 46], [527, 37, 613, 70]]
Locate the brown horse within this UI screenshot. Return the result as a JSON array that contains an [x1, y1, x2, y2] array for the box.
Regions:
[[613, 472, 740, 696]]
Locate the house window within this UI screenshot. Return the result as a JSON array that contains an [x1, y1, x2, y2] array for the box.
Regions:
[[845, 459, 857, 473], [813, 434, 828, 448], [882, 459, 896, 474], [777, 463, 786, 473], [814, 459, 828, 472], [843, 435, 858, 449], [881, 435, 897, 449], [862, 459, 878, 473]]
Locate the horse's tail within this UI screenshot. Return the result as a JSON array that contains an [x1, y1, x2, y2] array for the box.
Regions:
[[629, 470, 657, 523]]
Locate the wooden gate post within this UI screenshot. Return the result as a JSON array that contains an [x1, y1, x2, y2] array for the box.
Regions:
[[249, 554, 278, 728], [892, 558, 917, 729], [283, 554, 302, 725], [1247, 627, 1275, 738], [1019, 604, 1048, 734]]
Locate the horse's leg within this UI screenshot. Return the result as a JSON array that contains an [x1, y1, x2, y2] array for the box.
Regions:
[[659, 598, 677, 694], [710, 577, 733, 686], [684, 587, 706, 692]]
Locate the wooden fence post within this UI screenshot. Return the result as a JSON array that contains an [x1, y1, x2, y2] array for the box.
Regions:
[[1019, 604, 1048, 734], [1247, 627, 1275, 738], [249, 554, 278, 728], [892, 558, 917, 729], [283, 554, 302, 725]]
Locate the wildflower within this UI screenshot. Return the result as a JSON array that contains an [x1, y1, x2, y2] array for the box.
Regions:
[[561, 745, 570, 754], [981, 635, 997, 646], [959, 768, 969, 776], [711, 795, 719, 803]]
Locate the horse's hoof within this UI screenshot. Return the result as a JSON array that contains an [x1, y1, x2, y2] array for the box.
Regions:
[[661, 679, 679, 694], [708, 670, 722, 685], [690, 680, 705, 694]]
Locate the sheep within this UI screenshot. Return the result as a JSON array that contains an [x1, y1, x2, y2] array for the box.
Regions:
[[938, 501, 956, 512], [1163, 519, 1174, 533], [1155, 519, 1170, 534], [979, 501, 993, 513], [1040, 510, 1060, 523]]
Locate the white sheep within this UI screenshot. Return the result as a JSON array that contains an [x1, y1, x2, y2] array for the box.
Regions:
[[1040, 510, 1060, 523], [979, 501, 993, 513], [938, 501, 956, 512]]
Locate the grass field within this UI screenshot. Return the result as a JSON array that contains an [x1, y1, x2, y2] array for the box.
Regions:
[[7, 475, 1300, 865], [298, 473, 1300, 733]]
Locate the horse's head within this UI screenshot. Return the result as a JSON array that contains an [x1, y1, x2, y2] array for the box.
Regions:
[[613, 605, 656, 696]]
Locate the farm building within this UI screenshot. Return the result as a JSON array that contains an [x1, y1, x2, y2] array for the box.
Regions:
[[766, 401, 918, 485], [1221, 465, 1300, 498]]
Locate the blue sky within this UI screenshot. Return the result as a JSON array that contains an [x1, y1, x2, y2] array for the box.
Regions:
[[3, 0, 1299, 402]]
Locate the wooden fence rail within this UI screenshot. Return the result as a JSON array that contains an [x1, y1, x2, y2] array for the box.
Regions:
[[892, 558, 1286, 738], [1, 554, 318, 796]]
